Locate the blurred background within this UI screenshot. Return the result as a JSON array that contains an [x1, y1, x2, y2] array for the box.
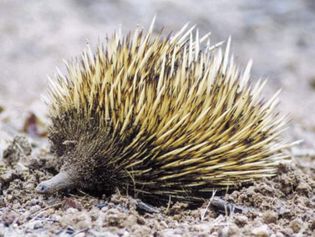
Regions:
[[0, 0, 315, 149]]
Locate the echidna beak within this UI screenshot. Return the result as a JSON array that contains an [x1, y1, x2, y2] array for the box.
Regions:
[[36, 172, 74, 194]]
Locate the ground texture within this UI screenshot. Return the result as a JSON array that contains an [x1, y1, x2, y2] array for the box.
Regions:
[[0, 0, 315, 236]]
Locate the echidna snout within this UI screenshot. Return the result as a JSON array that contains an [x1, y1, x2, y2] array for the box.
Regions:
[[36, 22, 295, 200], [36, 171, 75, 194]]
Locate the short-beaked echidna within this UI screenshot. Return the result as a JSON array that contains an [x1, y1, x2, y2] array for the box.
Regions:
[[36, 22, 295, 200]]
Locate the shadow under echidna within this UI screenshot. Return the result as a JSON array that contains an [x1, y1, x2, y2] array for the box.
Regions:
[[36, 20, 297, 202]]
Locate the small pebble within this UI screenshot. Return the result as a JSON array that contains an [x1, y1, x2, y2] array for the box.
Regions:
[[51, 214, 62, 222], [123, 215, 137, 227], [0, 197, 5, 207], [1, 210, 17, 226], [296, 182, 311, 195], [289, 218, 303, 233], [29, 205, 41, 214], [89, 208, 100, 221], [234, 214, 248, 226], [137, 216, 146, 225], [251, 225, 270, 237], [262, 210, 278, 224], [33, 221, 43, 229], [24, 182, 35, 190], [66, 207, 79, 215], [219, 224, 240, 237], [77, 220, 91, 230], [0, 170, 13, 183]]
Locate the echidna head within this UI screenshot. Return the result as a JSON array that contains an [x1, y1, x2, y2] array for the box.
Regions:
[[36, 118, 129, 194], [36, 123, 127, 194]]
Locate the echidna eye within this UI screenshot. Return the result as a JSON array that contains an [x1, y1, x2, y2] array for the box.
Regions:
[[36, 183, 48, 193]]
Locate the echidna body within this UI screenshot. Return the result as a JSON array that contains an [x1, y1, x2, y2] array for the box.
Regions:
[[36, 23, 292, 200]]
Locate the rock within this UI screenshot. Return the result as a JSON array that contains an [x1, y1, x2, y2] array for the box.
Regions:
[[1, 210, 17, 226], [262, 210, 278, 224], [219, 224, 240, 237], [234, 214, 248, 226], [33, 221, 44, 229], [251, 225, 270, 237], [296, 182, 311, 196], [3, 136, 32, 166], [289, 218, 303, 233]]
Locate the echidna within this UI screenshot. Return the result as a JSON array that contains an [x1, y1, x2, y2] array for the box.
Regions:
[[36, 22, 295, 201]]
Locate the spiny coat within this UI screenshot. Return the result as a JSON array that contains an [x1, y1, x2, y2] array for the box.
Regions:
[[36, 22, 294, 201]]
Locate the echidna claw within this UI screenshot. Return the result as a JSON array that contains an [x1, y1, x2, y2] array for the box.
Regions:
[[136, 199, 160, 214], [210, 197, 252, 214]]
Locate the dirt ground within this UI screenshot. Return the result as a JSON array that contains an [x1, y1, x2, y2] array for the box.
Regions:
[[0, 0, 314, 236]]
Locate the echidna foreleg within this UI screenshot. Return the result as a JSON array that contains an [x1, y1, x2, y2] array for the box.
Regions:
[[36, 172, 75, 194]]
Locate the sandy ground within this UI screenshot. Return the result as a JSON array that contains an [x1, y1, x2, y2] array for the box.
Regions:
[[0, 0, 314, 236]]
